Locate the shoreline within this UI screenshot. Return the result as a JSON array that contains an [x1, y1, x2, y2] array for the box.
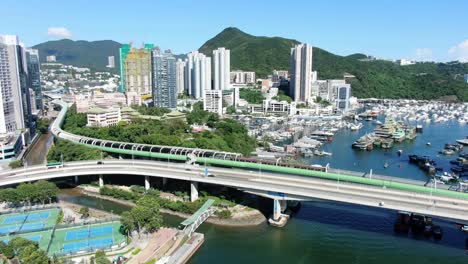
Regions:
[[70, 186, 267, 227]]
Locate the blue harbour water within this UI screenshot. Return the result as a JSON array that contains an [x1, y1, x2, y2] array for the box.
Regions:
[[306, 118, 467, 181]]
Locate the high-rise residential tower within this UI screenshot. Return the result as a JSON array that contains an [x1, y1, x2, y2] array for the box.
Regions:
[[185, 51, 211, 99], [107, 56, 115, 68], [152, 48, 177, 109], [25, 49, 42, 113], [175, 59, 186, 94], [290, 43, 313, 102], [212, 47, 230, 90], [122, 44, 153, 105], [0, 35, 32, 134], [119, 43, 153, 94]]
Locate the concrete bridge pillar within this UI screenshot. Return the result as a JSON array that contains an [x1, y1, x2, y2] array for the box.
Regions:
[[99, 175, 104, 188], [273, 199, 287, 221], [190, 182, 199, 202], [145, 176, 150, 190], [74, 176, 79, 184], [162, 177, 167, 187]]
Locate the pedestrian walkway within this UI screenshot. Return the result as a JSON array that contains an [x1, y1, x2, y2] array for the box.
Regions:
[[128, 228, 177, 264]]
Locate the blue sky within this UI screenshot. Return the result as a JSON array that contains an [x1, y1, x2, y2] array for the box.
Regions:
[[2, 0, 467, 62]]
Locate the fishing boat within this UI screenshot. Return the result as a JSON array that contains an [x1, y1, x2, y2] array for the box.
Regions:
[[313, 150, 333, 156], [439, 149, 455, 155], [456, 137, 468, 146], [350, 123, 363, 131]]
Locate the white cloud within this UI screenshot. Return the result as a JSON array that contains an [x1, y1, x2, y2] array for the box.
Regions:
[[448, 39, 468, 62], [47, 27, 72, 39], [414, 48, 433, 61]]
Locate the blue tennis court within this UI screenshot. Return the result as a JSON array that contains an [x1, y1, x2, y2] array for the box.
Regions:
[[62, 237, 113, 253], [0, 225, 21, 234], [89, 237, 113, 249], [25, 212, 50, 222], [63, 240, 88, 253], [3, 215, 26, 224], [21, 222, 44, 232], [65, 225, 114, 241], [65, 229, 89, 241], [24, 234, 42, 242], [90, 226, 113, 237]]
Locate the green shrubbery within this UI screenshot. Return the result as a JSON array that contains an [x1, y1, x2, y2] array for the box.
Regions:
[[100, 186, 136, 201], [215, 210, 232, 219], [99, 186, 234, 217], [8, 160, 23, 169]]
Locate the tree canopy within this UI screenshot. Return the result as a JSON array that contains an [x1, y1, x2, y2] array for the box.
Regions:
[[0, 181, 59, 205], [120, 196, 163, 237], [0, 237, 49, 264], [62, 103, 256, 156]]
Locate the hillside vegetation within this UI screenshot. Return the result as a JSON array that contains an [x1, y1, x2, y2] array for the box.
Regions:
[[199, 27, 468, 101]]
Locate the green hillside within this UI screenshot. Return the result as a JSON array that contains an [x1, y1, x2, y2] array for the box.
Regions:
[[199, 27, 468, 101], [32, 39, 122, 72], [199, 27, 300, 77]]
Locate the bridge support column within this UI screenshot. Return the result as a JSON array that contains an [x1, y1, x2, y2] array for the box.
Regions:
[[99, 175, 104, 188], [162, 177, 167, 187], [273, 199, 287, 221], [145, 176, 150, 190], [190, 182, 198, 202], [74, 176, 78, 184]]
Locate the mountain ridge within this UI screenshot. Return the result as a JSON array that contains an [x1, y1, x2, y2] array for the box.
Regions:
[[32, 28, 468, 101]]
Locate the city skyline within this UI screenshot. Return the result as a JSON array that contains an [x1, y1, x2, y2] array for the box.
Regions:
[[1, 0, 467, 62]]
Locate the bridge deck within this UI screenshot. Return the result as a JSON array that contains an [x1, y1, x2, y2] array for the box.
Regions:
[[180, 199, 215, 226]]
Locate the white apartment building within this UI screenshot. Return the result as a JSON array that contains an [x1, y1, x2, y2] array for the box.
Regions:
[[397, 59, 416, 66], [272, 70, 288, 82], [335, 84, 351, 113], [75, 92, 127, 113], [0, 35, 28, 134], [46, 55, 56, 62], [86, 107, 121, 127], [203, 89, 223, 116], [290, 44, 313, 103], [185, 52, 211, 99], [230, 71, 256, 84], [176, 59, 186, 94], [107, 56, 115, 68], [213, 47, 230, 90], [250, 99, 296, 116], [126, 91, 142, 106]]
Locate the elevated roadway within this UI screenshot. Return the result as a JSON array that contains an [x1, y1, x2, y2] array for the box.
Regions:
[[1, 160, 468, 222]]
